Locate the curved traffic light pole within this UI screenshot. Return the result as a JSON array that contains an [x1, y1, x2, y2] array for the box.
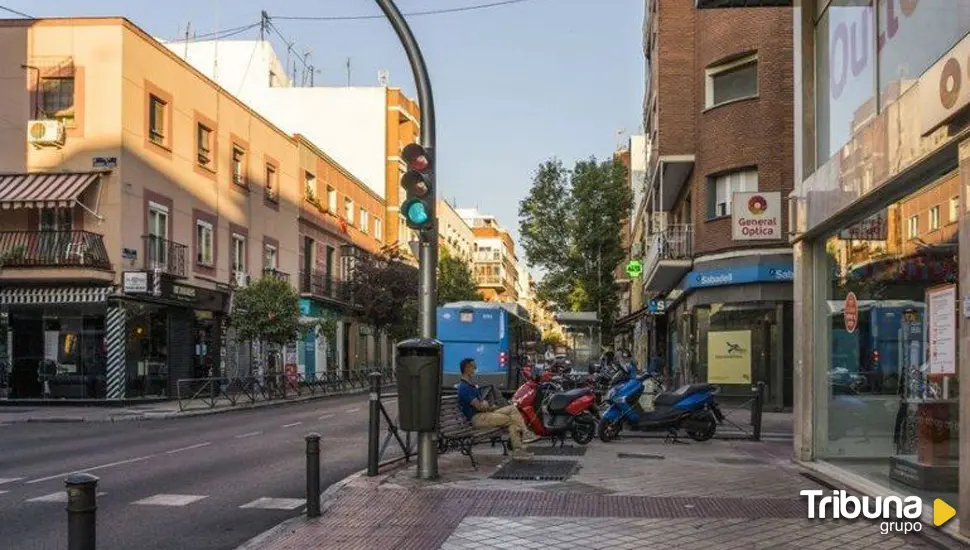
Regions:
[[374, 0, 439, 480]]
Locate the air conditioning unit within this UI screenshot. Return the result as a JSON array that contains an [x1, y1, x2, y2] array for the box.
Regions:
[[27, 120, 65, 146], [233, 271, 250, 288]]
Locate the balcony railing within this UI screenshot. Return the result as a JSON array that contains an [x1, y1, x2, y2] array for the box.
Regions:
[[0, 230, 111, 269], [143, 234, 188, 278], [644, 224, 693, 266], [475, 274, 506, 288], [299, 270, 349, 302], [263, 267, 290, 283]]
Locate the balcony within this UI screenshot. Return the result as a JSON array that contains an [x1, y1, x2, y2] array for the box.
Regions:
[[695, 0, 791, 8], [643, 224, 693, 293], [263, 267, 290, 283], [299, 270, 349, 303], [0, 230, 111, 270], [649, 152, 694, 212], [474, 251, 502, 263], [475, 273, 506, 290], [142, 235, 187, 278]]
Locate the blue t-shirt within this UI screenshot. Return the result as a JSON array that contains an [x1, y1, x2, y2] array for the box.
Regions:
[[456, 379, 481, 421]]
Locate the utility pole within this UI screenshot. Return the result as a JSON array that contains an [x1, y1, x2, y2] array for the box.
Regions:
[[374, 0, 438, 480]]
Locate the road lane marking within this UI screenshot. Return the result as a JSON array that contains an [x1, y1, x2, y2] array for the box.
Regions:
[[165, 442, 211, 454], [26, 455, 156, 484], [0, 478, 23, 485], [28, 491, 106, 503], [282, 422, 302, 428], [133, 494, 207, 506], [318, 414, 334, 420], [235, 431, 262, 439], [345, 408, 360, 414], [0, 490, 8, 495], [240, 497, 305, 510]]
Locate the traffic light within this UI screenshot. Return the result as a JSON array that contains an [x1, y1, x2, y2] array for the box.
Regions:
[[400, 143, 434, 232]]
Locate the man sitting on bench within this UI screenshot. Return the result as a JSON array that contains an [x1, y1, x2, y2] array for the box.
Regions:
[[456, 358, 533, 459]]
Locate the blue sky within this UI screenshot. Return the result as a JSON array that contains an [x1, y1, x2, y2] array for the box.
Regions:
[[2, 0, 644, 258]]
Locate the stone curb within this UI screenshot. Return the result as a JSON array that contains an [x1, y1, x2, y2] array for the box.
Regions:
[[9, 384, 394, 424], [233, 467, 393, 550]]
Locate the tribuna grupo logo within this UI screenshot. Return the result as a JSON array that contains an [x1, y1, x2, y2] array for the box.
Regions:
[[801, 490, 928, 535]]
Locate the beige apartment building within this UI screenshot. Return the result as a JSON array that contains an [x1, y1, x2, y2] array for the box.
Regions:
[[0, 17, 301, 400], [436, 199, 474, 262]]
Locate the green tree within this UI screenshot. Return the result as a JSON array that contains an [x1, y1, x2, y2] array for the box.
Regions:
[[229, 276, 306, 349], [541, 331, 565, 349], [518, 156, 631, 339], [344, 247, 419, 341], [437, 248, 481, 305]]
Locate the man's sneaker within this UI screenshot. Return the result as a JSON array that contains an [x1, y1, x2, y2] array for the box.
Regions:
[[522, 434, 541, 445], [511, 449, 534, 460]]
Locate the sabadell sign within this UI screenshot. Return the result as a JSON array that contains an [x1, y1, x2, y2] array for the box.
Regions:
[[732, 191, 781, 241]]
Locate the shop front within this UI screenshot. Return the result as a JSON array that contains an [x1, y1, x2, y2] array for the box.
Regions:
[[117, 271, 228, 398], [656, 256, 794, 410], [298, 298, 339, 381], [793, 1, 969, 537]]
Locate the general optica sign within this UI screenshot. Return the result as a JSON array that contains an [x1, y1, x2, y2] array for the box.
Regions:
[[732, 192, 781, 241]]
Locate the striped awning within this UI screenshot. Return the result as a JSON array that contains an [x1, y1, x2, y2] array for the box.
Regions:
[[0, 286, 113, 306], [0, 172, 103, 209]]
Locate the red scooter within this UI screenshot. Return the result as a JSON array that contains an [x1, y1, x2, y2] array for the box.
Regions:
[[513, 366, 599, 445]]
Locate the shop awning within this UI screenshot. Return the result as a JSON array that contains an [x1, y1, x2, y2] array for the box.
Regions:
[[0, 286, 113, 306], [0, 172, 105, 215]]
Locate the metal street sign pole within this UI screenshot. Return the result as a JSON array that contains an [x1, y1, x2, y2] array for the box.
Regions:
[[374, 0, 439, 480]]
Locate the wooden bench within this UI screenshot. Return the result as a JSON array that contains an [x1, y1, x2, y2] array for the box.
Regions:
[[436, 394, 508, 469]]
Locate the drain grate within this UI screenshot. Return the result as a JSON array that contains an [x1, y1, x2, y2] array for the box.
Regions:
[[490, 459, 579, 481], [617, 452, 665, 460], [530, 445, 588, 457]]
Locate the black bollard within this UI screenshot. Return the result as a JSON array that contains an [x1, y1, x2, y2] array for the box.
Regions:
[[66, 473, 98, 550], [305, 433, 321, 518], [367, 372, 382, 476], [751, 382, 766, 441]]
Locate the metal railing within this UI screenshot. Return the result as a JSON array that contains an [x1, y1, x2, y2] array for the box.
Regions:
[[174, 366, 397, 412], [367, 372, 414, 476], [0, 230, 111, 269], [142, 234, 187, 278], [643, 223, 693, 270], [299, 269, 349, 302], [474, 274, 505, 287], [262, 267, 290, 282]]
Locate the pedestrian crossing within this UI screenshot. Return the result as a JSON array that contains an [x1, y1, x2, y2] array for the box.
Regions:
[[1, 487, 307, 511]]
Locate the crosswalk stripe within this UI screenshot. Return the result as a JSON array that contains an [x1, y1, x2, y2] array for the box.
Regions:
[[27, 491, 106, 503], [0, 477, 23, 485], [133, 494, 207, 506], [240, 497, 304, 510], [0, 490, 8, 495]]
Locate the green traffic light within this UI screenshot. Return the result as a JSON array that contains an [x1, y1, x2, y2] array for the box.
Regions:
[[407, 201, 429, 225]]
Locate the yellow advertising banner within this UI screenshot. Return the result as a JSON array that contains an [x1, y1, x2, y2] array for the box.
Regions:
[[707, 330, 752, 384]]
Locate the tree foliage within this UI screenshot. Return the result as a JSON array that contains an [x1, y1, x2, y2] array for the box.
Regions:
[[541, 331, 565, 348], [230, 276, 306, 349], [518, 156, 632, 338], [344, 247, 419, 340], [437, 248, 481, 305]]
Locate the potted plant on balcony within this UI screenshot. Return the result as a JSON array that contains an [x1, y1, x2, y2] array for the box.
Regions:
[[0, 245, 26, 269]]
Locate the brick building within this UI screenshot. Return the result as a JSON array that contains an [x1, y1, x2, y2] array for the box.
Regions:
[[634, 1, 794, 410]]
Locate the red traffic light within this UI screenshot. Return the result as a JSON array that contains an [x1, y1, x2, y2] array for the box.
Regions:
[[401, 143, 430, 172]]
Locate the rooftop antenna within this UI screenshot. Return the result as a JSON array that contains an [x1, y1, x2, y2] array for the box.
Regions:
[[183, 21, 191, 58], [378, 70, 389, 87], [346, 57, 351, 86], [260, 10, 268, 43], [212, 0, 220, 80]]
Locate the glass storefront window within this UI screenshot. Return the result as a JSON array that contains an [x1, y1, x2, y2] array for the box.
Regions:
[[126, 303, 169, 397], [876, 0, 970, 109], [816, 1, 876, 166], [3, 305, 107, 399], [817, 171, 960, 504]]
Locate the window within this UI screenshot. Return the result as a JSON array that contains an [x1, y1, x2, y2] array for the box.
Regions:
[[149, 95, 166, 143], [197, 124, 213, 167], [327, 186, 337, 212], [39, 208, 72, 231], [148, 202, 168, 239], [40, 77, 75, 124], [929, 206, 941, 231], [232, 147, 246, 186], [908, 215, 919, 239], [305, 172, 317, 202], [950, 196, 960, 224], [265, 164, 278, 201], [705, 54, 758, 109], [360, 209, 369, 233], [374, 218, 383, 240], [196, 220, 214, 266], [345, 198, 354, 222], [708, 169, 758, 218], [264, 244, 278, 270], [232, 234, 246, 273]]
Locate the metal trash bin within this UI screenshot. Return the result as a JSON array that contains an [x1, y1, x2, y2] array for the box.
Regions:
[[395, 339, 442, 432]]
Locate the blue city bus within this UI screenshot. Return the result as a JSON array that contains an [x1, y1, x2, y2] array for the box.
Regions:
[[437, 301, 540, 390]]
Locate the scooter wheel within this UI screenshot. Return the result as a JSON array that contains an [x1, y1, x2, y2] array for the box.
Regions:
[[598, 419, 620, 443], [686, 414, 717, 442], [571, 413, 596, 445]]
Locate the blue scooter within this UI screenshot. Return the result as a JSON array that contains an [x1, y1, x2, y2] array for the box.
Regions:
[[598, 365, 725, 443]]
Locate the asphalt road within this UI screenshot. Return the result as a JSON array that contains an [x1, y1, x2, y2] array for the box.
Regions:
[[0, 392, 401, 550]]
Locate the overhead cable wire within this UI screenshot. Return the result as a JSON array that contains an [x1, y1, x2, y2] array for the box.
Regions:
[[0, 4, 34, 18], [270, 0, 543, 21], [164, 21, 261, 43]]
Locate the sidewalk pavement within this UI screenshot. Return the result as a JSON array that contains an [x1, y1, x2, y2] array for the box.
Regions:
[[0, 384, 380, 423], [238, 429, 946, 550]]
